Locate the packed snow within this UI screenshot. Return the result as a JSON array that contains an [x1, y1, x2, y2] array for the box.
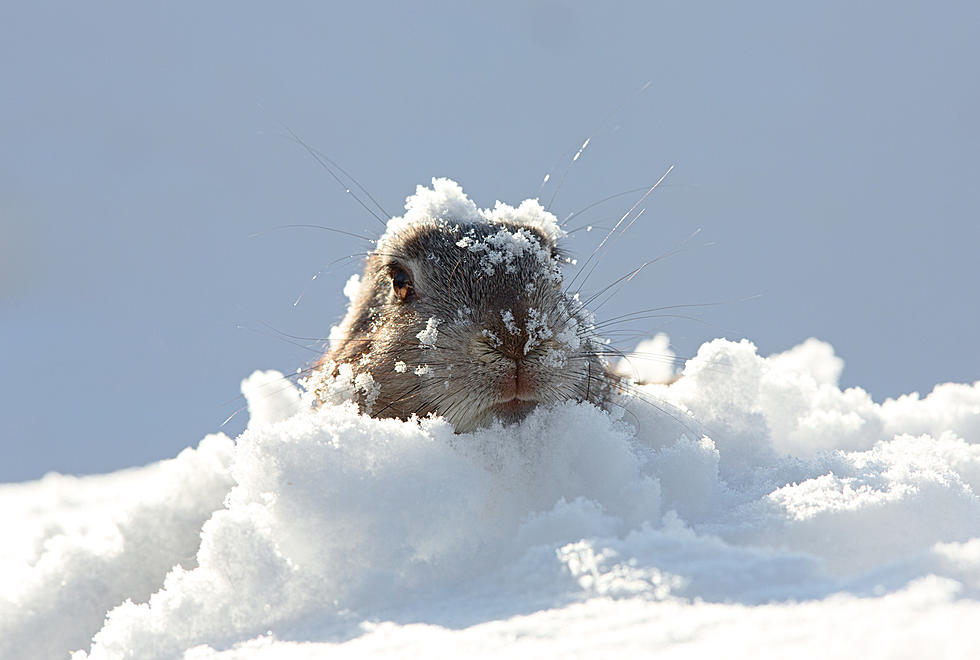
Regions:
[[2, 335, 978, 659]]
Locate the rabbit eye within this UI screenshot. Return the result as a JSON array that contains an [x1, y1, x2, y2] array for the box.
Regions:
[[390, 266, 414, 302]]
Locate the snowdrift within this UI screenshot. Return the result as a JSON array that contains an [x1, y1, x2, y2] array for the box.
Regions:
[[2, 337, 978, 659]]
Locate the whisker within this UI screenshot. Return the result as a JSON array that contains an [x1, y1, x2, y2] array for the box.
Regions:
[[544, 79, 653, 211], [248, 224, 375, 243], [564, 164, 674, 297], [561, 186, 657, 226], [292, 253, 365, 308], [277, 121, 388, 226], [236, 323, 324, 354], [308, 144, 392, 220]]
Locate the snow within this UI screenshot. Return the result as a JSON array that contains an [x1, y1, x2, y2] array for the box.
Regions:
[[415, 317, 441, 349], [3, 336, 979, 659], [456, 226, 553, 276], [615, 332, 677, 383], [341, 274, 361, 303], [500, 309, 519, 336], [378, 178, 566, 251], [0, 435, 236, 660]]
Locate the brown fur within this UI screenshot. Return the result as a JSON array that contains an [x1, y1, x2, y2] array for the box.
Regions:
[[312, 218, 616, 432]]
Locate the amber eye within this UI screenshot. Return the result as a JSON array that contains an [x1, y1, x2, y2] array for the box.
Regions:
[[391, 266, 414, 302]]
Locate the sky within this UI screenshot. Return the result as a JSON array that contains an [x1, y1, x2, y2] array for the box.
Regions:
[[1, 1, 978, 482]]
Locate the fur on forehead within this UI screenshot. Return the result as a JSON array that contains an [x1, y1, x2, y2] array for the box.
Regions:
[[378, 219, 556, 264], [377, 177, 566, 251]]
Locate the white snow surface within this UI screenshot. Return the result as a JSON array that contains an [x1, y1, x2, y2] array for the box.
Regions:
[[615, 333, 677, 384], [2, 337, 980, 659]]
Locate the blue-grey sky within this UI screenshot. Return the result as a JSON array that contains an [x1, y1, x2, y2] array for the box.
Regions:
[[2, 2, 978, 482]]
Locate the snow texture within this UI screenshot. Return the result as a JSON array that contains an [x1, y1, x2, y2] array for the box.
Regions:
[[415, 317, 441, 349], [615, 332, 677, 384], [378, 177, 566, 251], [2, 338, 979, 659]]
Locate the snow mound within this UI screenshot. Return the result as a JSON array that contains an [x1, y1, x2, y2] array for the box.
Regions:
[[614, 332, 677, 383], [0, 435, 236, 660], [2, 338, 979, 659]]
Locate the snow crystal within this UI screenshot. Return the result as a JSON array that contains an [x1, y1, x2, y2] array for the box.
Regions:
[[3, 336, 979, 660], [481, 329, 502, 348], [416, 317, 440, 349], [394, 360, 408, 373], [554, 315, 581, 352], [353, 372, 380, 413], [522, 307, 553, 355], [456, 226, 552, 276], [541, 347, 567, 369], [500, 309, 519, 335], [302, 360, 376, 411]]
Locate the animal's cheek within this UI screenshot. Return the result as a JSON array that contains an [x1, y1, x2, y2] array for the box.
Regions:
[[475, 351, 495, 365]]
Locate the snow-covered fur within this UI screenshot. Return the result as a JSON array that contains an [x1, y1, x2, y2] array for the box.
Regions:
[[314, 178, 611, 431]]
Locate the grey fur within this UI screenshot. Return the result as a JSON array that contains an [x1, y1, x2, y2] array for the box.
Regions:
[[315, 218, 614, 432]]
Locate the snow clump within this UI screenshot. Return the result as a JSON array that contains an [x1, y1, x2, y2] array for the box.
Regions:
[[615, 332, 677, 384], [416, 317, 441, 349], [377, 177, 566, 252]]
